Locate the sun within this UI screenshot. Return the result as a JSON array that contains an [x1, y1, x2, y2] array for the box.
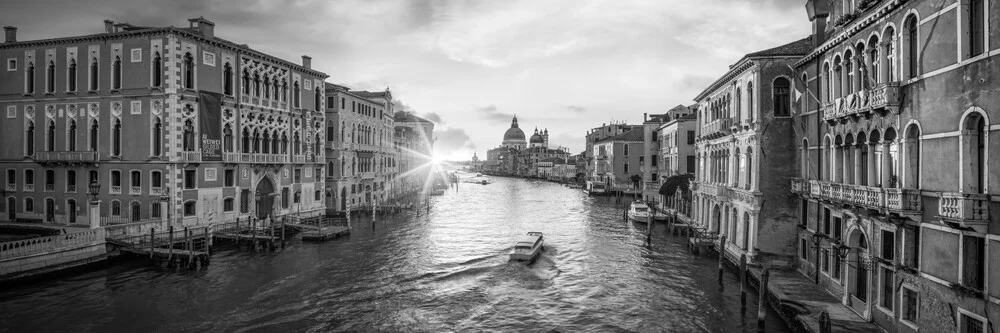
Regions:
[[431, 154, 446, 165]]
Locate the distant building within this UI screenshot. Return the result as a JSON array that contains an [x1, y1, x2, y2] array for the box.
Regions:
[[640, 106, 695, 202], [584, 122, 640, 183], [592, 128, 643, 191], [486, 116, 568, 177], [655, 106, 698, 216], [393, 111, 434, 194]]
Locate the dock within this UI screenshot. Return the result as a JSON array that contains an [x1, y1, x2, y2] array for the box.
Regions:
[[286, 215, 351, 242]]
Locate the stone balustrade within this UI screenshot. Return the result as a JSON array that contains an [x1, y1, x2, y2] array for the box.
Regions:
[[822, 82, 900, 123], [791, 178, 922, 215], [33, 151, 100, 162], [181, 151, 202, 163], [701, 118, 733, 139], [939, 192, 989, 224], [884, 188, 921, 213], [0, 229, 105, 261]]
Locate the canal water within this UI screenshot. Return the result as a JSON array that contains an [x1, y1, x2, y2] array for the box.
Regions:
[[0, 176, 790, 333]]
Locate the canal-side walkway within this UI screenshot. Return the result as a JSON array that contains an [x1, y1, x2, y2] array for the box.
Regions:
[[746, 260, 884, 333]]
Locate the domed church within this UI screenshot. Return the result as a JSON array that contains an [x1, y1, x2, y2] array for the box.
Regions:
[[501, 116, 527, 149]]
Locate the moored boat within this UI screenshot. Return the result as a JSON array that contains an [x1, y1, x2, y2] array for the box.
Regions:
[[627, 201, 651, 223], [509, 232, 544, 262]]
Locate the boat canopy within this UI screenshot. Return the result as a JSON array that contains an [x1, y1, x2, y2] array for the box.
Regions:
[[515, 235, 540, 247]]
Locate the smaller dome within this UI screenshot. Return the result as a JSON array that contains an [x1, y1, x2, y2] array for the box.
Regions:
[[529, 133, 544, 143]]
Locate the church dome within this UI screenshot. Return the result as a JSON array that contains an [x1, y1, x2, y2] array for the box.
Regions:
[[504, 127, 525, 141], [529, 132, 544, 144]]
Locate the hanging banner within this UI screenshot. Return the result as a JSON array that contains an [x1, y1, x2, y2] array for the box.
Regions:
[[199, 91, 224, 161]]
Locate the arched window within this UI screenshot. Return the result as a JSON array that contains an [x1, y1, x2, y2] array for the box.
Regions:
[[281, 188, 290, 208], [112, 56, 122, 89], [223, 198, 234, 212], [183, 201, 196, 216], [263, 75, 271, 99], [272, 132, 280, 153], [315, 89, 321, 111], [261, 130, 271, 154], [904, 16, 919, 79], [746, 148, 753, 190], [772, 77, 790, 116], [281, 133, 288, 154], [801, 139, 810, 179], [241, 128, 250, 153], [314, 190, 321, 201], [111, 200, 121, 216], [293, 81, 301, 107], [963, 113, 987, 193], [252, 129, 260, 153], [223, 125, 233, 152], [223, 62, 232, 95], [273, 77, 280, 99], [858, 132, 869, 185], [883, 27, 896, 81], [867, 36, 880, 84], [46, 120, 55, 151], [843, 50, 854, 94], [624, 144, 629, 156], [152, 52, 162, 87], [242, 69, 250, 95], [152, 118, 162, 156], [68, 120, 77, 151], [67, 59, 77, 92], [903, 124, 921, 188], [747, 82, 754, 120], [253, 72, 261, 96], [89, 120, 98, 151], [833, 56, 843, 98], [25, 61, 35, 94], [89, 58, 99, 90], [822, 62, 831, 102], [46, 61, 55, 93], [112, 119, 122, 156], [182, 120, 195, 151], [182, 53, 194, 89], [735, 88, 742, 121], [293, 133, 301, 155], [25, 121, 35, 155]]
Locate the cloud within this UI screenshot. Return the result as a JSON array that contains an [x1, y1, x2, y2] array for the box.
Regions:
[[433, 127, 475, 157], [476, 105, 516, 123], [422, 112, 444, 124], [566, 105, 586, 113]]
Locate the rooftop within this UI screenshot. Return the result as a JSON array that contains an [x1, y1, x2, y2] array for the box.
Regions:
[[596, 128, 643, 143]]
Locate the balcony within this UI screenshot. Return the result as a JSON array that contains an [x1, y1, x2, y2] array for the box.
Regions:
[[223, 152, 240, 163], [793, 178, 926, 216], [23, 184, 34, 192], [150, 187, 164, 196], [181, 151, 202, 163], [790, 178, 807, 194], [33, 151, 99, 163], [822, 82, 900, 124], [110, 185, 122, 194], [67, 185, 76, 193], [884, 188, 921, 214], [44, 184, 54, 192], [696, 182, 732, 200], [938, 192, 989, 232], [700, 118, 733, 140], [292, 155, 307, 164], [130, 186, 142, 195], [732, 187, 762, 207], [5, 184, 14, 192], [240, 153, 289, 164]]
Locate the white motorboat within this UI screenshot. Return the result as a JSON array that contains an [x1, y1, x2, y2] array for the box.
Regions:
[[509, 232, 544, 262], [627, 201, 651, 223]]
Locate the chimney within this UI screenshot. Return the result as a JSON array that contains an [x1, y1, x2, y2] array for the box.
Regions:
[[301, 55, 312, 69], [188, 17, 215, 38], [643, 113, 648, 122], [3, 26, 15, 43], [804, 0, 830, 47]]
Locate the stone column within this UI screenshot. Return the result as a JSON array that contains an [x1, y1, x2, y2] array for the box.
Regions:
[[88, 200, 101, 229], [160, 198, 169, 226]]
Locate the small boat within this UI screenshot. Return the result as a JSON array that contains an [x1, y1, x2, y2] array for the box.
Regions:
[[430, 188, 446, 195], [480, 179, 493, 185], [509, 232, 544, 262], [627, 201, 651, 223], [476, 173, 483, 177]]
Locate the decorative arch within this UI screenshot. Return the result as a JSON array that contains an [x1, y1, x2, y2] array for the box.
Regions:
[[902, 121, 921, 188], [959, 106, 989, 193]]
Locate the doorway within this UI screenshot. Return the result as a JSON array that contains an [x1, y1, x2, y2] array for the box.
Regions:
[[67, 200, 77, 224], [45, 198, 55, 223], [255, 177, 275, 220], [6, 197, 15, 221]]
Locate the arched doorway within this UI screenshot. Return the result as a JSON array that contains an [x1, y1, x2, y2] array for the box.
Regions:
[[847, 228, 870, 317], [255, 177, 275, 220], [711, 204, 721, 232], [7, 197, 15, 221]]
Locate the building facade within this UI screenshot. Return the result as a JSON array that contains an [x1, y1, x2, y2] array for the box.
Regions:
[[393, 111, 434, 195], [584, 122, 640, 183], [691, 37, 812, 267], [0, 18, 328, 226], [655, 107, 698, 215], [790, 0, 999, 331], [486, 117, 569, 177], [592, 129, 643, 191], [324, 84, 396, 213]]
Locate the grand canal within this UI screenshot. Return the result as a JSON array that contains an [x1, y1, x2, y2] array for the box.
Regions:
[[0, 176, 789, 332]]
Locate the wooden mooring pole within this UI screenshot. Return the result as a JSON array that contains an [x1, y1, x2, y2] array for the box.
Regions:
[[281, 216, 286, 248], [149, 228, 155, 259], [757, 268, 770, 331], [251, 216, 257, 250], [168, 225, 174, 265], [204, 226, 210, 255], [718, 235, 726, 285]]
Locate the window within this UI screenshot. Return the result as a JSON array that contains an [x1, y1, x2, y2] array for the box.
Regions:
[[46, 61, 55, 93], [881, 230, 895, 260], [183, 201, 196, 216], [823, 207, 831, 235], [152, 52, 162, 87], [89, 57, 98, 91], [89, 120, 98, 151], [151, 171, 161, 188], [110, 170, 121, 188], [833, 247, 842, 279], [46, 120, 55, 151], [182, 119, 195, 151], [112, 56, 121, 89], [67, 59, 77, 92], [960, 312, 985, 333], [151, 202, 161, 218], [294, 169, 301, 183], [294, 191, 301, 204], [24, 61, 36, 94], [224, 169, 234, 187], [111, 200, 121, 216], [152, 117, 162, 156], [623, 163, 629, 174], [68, 120, 77, 151], [341, 97, 345, 109], [184, 170, 196, 189], [44, 169, 54, 191], [293, 81, 301, 108], [772, 77, 790, 116], [880, 267, 894, 310], [821, 249, 829, 272], [6, 169, 14, 187], [314, 190, 321, 201], [800, 238, 808, 259], [7, 58, 15, 71], [962, 235, 985, 290], [904, 15, 919, 79], [901, 287, 918, 323], [25, 198, 33, 212], [240, 189, 250, 213], [66, 170, 76, 192], [223, 125, 233, 152], [902, 226, 919, 268], [130, 170, 141, 189], [182, 53, 194, 89], [223, 198, 234, 212], [253, 72, 260, 96], [223, 62, 232, 95], [623, 144, 629, 156], [968, 0, 986, 57], [112, 119, 121, 156]]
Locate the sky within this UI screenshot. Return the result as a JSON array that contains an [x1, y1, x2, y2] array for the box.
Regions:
[[0, 0, 811, 161]]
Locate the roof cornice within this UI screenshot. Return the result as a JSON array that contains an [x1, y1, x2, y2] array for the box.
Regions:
[[693, 60, 757, 101], [793, 0, 908, 68]]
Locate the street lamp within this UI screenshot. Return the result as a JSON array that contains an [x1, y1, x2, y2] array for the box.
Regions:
[[88, 179, 101, 203], [810, 232, 825, 284]]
